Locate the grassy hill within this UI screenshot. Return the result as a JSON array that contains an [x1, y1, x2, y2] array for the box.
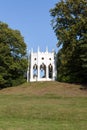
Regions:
[[0, 81, 87, 96], [0, 81, 87, 130]]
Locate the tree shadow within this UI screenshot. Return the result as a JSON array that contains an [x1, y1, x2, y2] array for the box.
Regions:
[[80, 84, 87, 90]]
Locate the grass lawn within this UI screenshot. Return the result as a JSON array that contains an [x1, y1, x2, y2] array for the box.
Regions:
[[0, 81, 87, 130]]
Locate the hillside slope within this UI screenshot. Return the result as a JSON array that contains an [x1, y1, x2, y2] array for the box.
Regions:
[[0, 81, 87, 97]]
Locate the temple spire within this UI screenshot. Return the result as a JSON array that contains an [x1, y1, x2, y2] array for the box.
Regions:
[[46, 46, 48, 52], [38, 46, 40, 53], [31, 48, 33, 53]]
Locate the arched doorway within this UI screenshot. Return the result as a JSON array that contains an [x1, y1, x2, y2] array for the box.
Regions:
[[40, 63, 46, 78], [33, 64, 38, 80], [48, 64, 53, 79]]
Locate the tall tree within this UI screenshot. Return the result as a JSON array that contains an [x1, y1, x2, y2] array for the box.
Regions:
[[50, 0, 87, 83], [0, 22, 27, 88]]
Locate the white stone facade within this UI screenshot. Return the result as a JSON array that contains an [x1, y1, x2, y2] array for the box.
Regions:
[[27, 47, 56, 82]]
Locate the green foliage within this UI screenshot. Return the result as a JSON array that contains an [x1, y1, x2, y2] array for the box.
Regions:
[[50, 0, 87, 83], [0, 22, 27, 88]]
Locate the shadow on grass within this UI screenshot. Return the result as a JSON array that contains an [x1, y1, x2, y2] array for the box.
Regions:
[[80, 84, 87, 90]]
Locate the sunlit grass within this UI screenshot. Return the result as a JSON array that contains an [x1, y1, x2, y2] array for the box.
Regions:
[[0, 82, 87, 130]]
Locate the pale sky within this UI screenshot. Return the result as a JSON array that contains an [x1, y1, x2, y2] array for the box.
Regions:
[[0, 0, 59, 52]]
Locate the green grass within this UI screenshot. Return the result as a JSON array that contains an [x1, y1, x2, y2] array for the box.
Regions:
[[0, 82, 87, 130]]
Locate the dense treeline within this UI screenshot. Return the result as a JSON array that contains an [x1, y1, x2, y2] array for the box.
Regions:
[[50, 0, 87, 83], [0, 22, 27, 88]]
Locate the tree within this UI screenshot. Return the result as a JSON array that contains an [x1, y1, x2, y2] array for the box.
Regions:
[[0, 22, 27, 88], [50, 0, 87, 83]]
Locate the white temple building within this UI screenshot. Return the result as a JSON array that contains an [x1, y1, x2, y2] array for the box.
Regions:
[[27, 47, 56, 82]]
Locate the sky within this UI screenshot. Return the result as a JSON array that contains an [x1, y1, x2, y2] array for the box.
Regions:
[[0, 0, 59, 53]]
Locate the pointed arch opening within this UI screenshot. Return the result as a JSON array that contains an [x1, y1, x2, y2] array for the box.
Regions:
[[48, 64, 53, 79], [40, 63, 46, 78], [33, 64, 38, 79]]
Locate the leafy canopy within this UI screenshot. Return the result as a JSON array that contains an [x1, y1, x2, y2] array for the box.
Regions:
[[0, 22, 27, 88], [50, 0, 87, 83]]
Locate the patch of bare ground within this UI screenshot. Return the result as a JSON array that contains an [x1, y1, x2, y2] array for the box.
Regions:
[[0, 81, 87, 97]]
